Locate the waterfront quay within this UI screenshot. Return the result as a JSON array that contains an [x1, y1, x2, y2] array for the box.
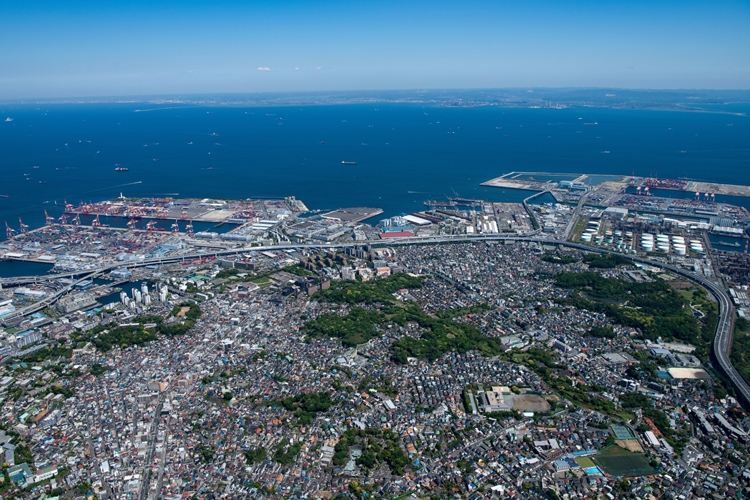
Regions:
[[3, 178, 750, 497], [63, 196, 309, 224]]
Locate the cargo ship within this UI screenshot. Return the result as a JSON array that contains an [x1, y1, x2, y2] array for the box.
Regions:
[[341, 161, 358, 165], [115, 166, 129, 171]]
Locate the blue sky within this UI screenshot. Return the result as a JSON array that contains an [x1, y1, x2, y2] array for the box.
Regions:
[[1, 0, 749, 98]]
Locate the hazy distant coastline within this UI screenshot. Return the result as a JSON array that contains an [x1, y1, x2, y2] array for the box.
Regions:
[[3, 88, 750, 113]]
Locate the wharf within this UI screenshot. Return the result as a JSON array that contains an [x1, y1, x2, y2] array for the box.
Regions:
[[64, 196, 308, 224], [483, 171, 750, 199], [320, 207, 384, 224]]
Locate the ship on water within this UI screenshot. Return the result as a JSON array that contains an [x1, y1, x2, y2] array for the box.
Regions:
[[115, 166, 129, 171], [717, 241, 742, 248], [341, 161, 357, 165]]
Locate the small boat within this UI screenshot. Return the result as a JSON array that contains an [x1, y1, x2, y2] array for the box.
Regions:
[[115, 167, 129, 171], [341, 161, 357, 165]]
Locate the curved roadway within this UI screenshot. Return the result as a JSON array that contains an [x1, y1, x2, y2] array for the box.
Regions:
[[3, 233, 747, 406]]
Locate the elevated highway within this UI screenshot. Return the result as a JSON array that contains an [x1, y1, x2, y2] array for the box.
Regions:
[[2, 233, 747, 407]]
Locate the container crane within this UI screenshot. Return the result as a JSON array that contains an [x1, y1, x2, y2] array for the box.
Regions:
[[186, 220, 194, 235], [73, 213, 81, 226], [5, 221, 15, 240], [18, 217, 29, 234], [92, 215, 101, 229], [59, 213, 67, 225], [146, 220, 156, 232], [171, 220, 179, 233], [44, 210, 55, 226], [127, 218, 138, 229]]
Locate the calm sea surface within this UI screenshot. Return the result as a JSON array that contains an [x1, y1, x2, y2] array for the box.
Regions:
[[0, 102, 748, 239]]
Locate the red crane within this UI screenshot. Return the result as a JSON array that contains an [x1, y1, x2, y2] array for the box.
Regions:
[[92, 214, 101, 229], [186, 220, 194, 235], [59, 213, 68, 225], [4, 221, 15, 240], [146, 220, 156, 232], [44, 210, 55, 226], [171, 220, 179, 233], [18, 217, 29, 234], [127, 218, 138, 229], [73, 213, 81, 226]]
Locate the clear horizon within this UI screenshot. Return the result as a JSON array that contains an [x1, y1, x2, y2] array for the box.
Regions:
[[1, 0, 749, 99]]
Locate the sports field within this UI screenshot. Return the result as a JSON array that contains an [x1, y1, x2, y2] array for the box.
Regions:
[[593, 445, 657, 477]]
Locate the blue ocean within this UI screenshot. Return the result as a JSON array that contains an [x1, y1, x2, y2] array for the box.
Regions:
[[1, 102, 749, 240]]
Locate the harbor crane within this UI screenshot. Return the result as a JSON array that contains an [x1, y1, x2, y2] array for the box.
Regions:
[[18, 217, 29, 234], [127, 218, 138, 229], [91, 214, 101, 229], [186, 220, 194, 235], [146, 220, 156, 232], [5, 221, 15, 240], [59, 213, 67, 225], [73, 213, 81, 226], [171, 220, 180, 233], [44, 210, 55, 226]]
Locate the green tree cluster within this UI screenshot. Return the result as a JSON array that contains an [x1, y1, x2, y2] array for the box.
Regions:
[[303, 308, 385, 347], [390, 304, 504, 363], [313, 273, 424, 305], [278, 391, 335, 425], [587, 326, 616, 339], [20, 345, 72, 363], [556, 272, 701, 343], [334, 428, 410, 475], [244, 446, 267, 464], [619, 392, 651, 409], [272, 438, 302, 465], [435, 303, 493, 319], [542, 254, 579, 265], [582, 253, 631, 268]]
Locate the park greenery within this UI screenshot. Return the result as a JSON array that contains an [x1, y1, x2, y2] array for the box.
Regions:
[[619, 391, 651, 409], [244, 446, 267, 464], [71, 304, 202, 352], [73, 322, 158, 352], [273, 438, 303, 466], [542, 254, 579, 265], [730, 317, 750, 387], [305, 273, 503, 362], [389, 304, 504, 363], [303, 308, 386, 347], [582, 253, 631, 268], [313, 273, 424, 305], [435, 303, 493, 319], [587, 326, 616, 339], [333, 428, 410, 475], [90, 364, 108, 377], [276, 391, 335, 426], [555, 272, 717, 359], [19, 345, 72, 363]]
